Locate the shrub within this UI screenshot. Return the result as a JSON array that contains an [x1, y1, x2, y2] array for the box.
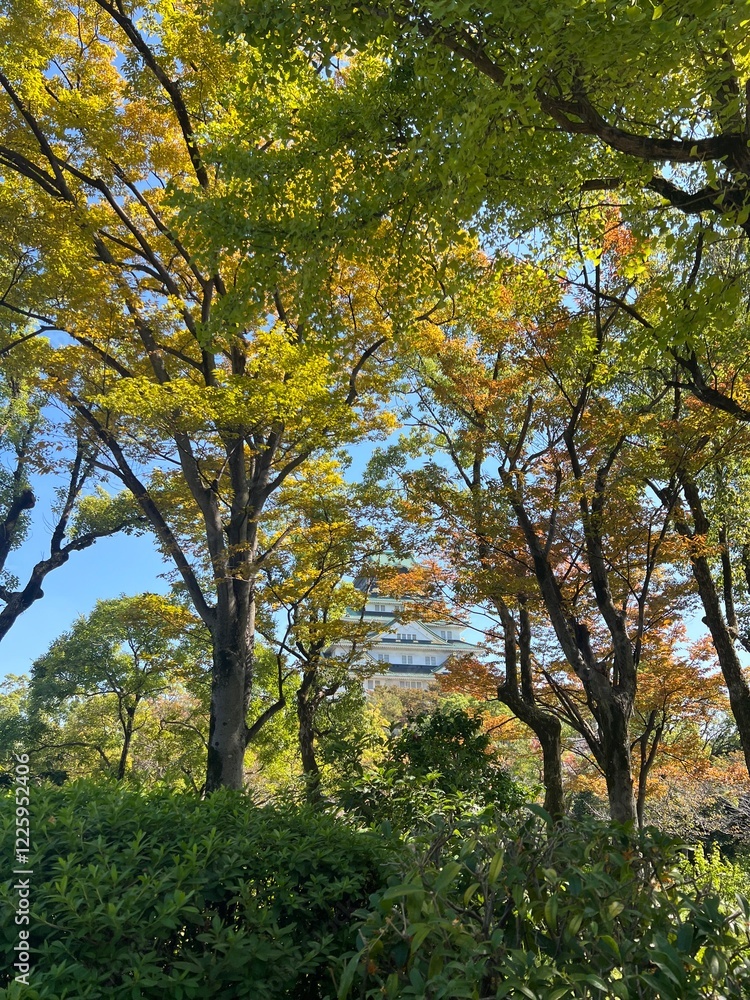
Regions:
[[337, 809, 750, 999], [0, 781, 384, 999], [388, 709, 523, 805], [679, 843, 750, 902], [336, 708, 525, 833]]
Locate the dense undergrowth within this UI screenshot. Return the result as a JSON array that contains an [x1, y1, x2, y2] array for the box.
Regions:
[[1, 782, 750, 999], [339, 810, 750, 999], [0, 783, 384, 1000]]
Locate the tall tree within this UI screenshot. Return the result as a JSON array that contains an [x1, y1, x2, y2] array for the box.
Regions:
[[257, 466, 385, 802], [0, 0, 429, 788], [380, 230, 688, 823]]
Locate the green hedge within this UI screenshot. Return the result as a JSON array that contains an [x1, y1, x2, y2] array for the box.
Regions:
[[0, 782, 384, 999]]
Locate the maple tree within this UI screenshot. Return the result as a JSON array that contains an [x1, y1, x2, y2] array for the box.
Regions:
[[636, 381, 750, 781], [256, 467, 385, 802], [630, 629, 729, 827], [437, 622, 733, 829], [530, 613, 734, 827], [375, 221, 705, 824]]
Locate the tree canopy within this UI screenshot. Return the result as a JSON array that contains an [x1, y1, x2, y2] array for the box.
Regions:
[[0, 0, 749, 825], [0, 0, 432, 790]]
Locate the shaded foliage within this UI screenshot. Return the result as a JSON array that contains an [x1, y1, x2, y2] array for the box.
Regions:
[[338, 810, 750, 999], [336, 707, 525, 830], [0, 782, 385, 999]]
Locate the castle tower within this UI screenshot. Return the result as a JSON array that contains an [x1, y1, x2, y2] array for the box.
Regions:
[[332, 556, 478, 692]]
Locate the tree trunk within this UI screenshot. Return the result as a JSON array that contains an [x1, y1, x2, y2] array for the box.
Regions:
[[0, 487, 35, 571], [538, 722, 565, 820], [117, 704, 136, 781], [688, 556, 750, 779], [676, 475, 750, 781], [600, 704, 636, 824], [635, 711, 663, 830], [205, 610, 250, 792], [495, 597, 566, 820], [635, 770, 647, 830], [496, 683, 565, 819], [297, 681, 322, 805]]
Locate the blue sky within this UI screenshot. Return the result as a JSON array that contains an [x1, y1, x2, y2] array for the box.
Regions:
[[0, 421, 717, 681], [1, 489, 169, 678], [0, 434, 388, 679]]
